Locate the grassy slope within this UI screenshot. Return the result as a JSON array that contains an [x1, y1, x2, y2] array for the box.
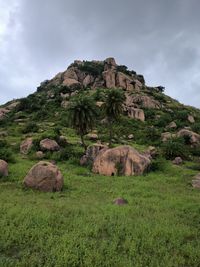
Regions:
[[1, 157, 200, 267]]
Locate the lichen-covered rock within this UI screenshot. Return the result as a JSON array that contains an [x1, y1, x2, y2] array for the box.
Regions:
[[24, 161, 63, 192], [92, 145, 151, 176], [0, 160, 8, 177]]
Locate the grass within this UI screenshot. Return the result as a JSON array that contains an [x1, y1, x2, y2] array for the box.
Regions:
[[1, 157, 200, 267]]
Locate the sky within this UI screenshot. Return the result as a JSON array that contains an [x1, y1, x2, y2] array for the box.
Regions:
[[0, 0, 200, 108]]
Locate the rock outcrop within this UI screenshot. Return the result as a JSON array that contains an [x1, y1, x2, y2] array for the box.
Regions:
[[92, 145, 151, 176], [0, 160, 8, 177], [24, 161, 63, 192], [40, 138, 60, 151]]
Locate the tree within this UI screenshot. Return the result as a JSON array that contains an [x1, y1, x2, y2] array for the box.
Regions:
[[103, 89, 125, 146], [68, 95, 98, 150]]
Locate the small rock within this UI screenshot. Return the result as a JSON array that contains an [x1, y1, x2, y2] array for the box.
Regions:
[[113, 198, 128, 205], [86, 133, 99, 141], [128, 134, 134, 140], [172, 157, 183, 165], [20, 138, 33, 155]]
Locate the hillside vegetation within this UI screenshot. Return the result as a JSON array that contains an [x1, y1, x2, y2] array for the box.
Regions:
[[0, 58, 200, 266]]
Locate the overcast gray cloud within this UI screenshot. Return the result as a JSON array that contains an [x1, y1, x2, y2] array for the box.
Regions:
[[0, 0, 199, 107]]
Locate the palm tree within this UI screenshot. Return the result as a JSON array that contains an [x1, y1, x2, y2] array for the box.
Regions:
[[103, 89, 125, 146], [68, 94, 98, 150]]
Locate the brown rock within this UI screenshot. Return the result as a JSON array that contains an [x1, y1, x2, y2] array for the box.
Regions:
[[192, 173, 200, 189], [40, 138, 60, 151], [177, 129, 200, 145], [80, 143, 108, 166], [0, 160, 8, 177], [20, 138, 33, 155], [92, 145, 151, 176], [127, 107, 145, 121], [23, 161, 63, 192]]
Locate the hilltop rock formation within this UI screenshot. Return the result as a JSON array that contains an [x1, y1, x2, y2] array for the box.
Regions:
[[92, 145, 151, 176], [39, 57, 145, 93], [24, 161, 63, 192]]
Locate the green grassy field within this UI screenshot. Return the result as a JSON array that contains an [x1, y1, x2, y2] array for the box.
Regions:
[[1, 157, 200, 267]]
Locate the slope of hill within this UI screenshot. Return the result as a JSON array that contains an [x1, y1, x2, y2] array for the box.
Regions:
[[0, 58, 200, 266]]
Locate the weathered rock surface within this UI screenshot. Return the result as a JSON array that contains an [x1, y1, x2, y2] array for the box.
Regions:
[[0, 160, 8, 177], [40, 138, 60, 151], [177, 129, 200, 145], [20, 138, 33, 154], [92, 145, 151, 176], [80, 144, 108, 166], [24, 161, 63, 192]]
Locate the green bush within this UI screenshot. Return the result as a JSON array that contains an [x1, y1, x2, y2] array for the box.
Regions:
[[161, 138, 188, 160], [22, 122, 39, 134], [150, 157, 167, 172], [0, 140, 15, 162], [78, 61, 104, 77]]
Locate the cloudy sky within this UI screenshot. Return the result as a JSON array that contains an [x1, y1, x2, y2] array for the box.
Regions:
[[0, 0, 200, 107]]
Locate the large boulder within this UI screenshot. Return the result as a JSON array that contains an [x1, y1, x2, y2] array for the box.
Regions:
[[177, 129, 200, 145], [62, 78, 81, 88], [40, 138, 60, 151], [23, 161, 64, 192], [80, 143, 108, 166], [116, 72, 134, 91], [0, 160, 8, 177], [92, 145, 151, 176], [20, 138, 33, 154]]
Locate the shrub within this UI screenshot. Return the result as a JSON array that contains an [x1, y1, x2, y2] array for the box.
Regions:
[[22, 122, 39, 134], [175, 110, 188, 121], [150, 157, 167, 172], [161, 138, 188, 160], [78, 61, 104, 77], [0, 140, 15, 162]]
